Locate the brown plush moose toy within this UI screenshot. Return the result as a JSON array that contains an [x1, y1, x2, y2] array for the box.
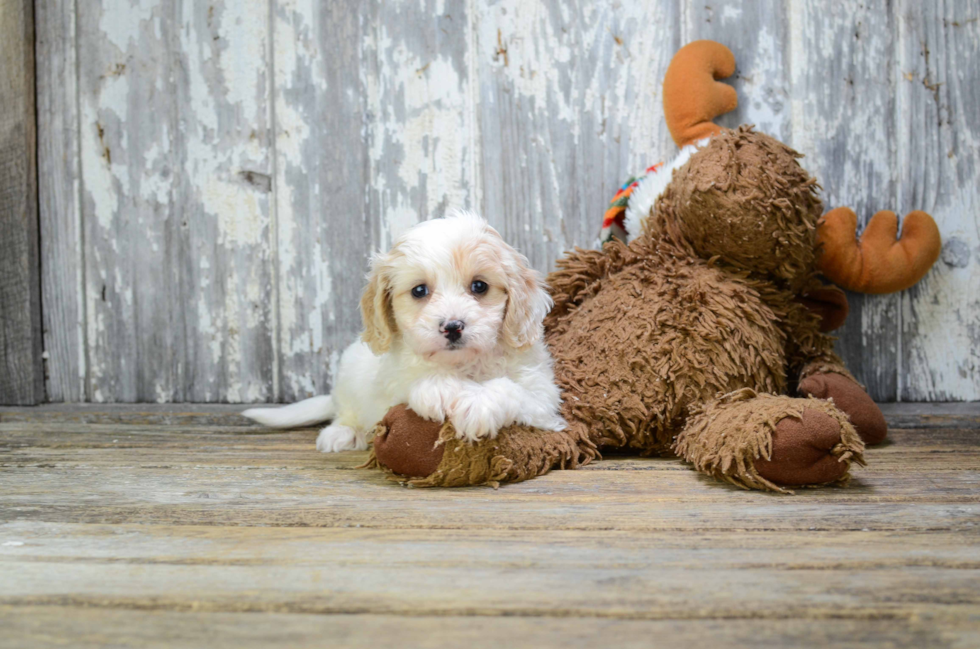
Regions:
[[367, 41, 942, 492]]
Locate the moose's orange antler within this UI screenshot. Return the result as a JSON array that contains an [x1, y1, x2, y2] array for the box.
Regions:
[[663, 40, 738, 148], [817, 207, 942, 294]]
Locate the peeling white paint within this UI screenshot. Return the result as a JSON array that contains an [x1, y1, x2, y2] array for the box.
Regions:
[[903, 192, 980, 400], [140, 137, 171, 204], [370, 17, 474, 247], [477, 0, 577, 130], [177, 0, 275, 402], [216, 0, 268, 127], [80, 108, 118, 230], [273, 0, 336, 398], [721, 6, 743, 21], [736, 25, 788, 139], [99, 0, 156, 52]]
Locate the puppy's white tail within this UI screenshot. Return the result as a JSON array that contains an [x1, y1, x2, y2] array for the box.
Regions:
[[241, 395, 336, 429]]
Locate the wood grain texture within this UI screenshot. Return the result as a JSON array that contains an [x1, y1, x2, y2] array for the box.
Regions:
[[74, 0, 173, 403], [171, 0, 277, 403], [272, 0, 374, 401], [367, 0, 477, 239], [36, 0, 85, 402], [54, 0, 277, 403], [476, 0, 681, 267], [2, 608, 975, 649], [0, 406, 978, 647], [895, 1, 980, 401], [682, 0, 791, 140], [273, 0, 477, 401], [34, 1, 980, 402], [2, 525, 980, 617], [0, 0, 44, 405], [789, 1, 900, 401], [2, 417, 979, 532]]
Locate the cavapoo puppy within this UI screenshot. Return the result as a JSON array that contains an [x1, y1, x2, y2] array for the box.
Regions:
[[243, 211, 566, 452]]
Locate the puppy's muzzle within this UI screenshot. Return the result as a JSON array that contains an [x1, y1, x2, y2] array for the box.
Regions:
[[441, 320, 465, 344]]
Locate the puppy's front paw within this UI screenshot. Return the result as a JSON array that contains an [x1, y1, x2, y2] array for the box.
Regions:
[[408, 391, 447, 424], [316, 424, 364, 453], [408, 377, 460, 424], [450, 391, 508, 442]]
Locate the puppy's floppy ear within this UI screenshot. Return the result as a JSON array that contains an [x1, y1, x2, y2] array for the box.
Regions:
[[502, 248, 553, 349], [360, 252, 397, 355]]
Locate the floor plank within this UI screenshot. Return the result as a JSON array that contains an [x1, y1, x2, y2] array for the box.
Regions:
[[3, 607, 977, 649], [1, 406, 978, 647], [2, 523, 978, 619]]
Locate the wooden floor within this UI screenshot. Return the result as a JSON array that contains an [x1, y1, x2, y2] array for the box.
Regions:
[[1, 404, 979, 648]]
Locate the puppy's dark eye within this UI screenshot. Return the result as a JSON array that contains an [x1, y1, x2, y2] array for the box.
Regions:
[[411, 284, 429, 299], [470, 280, 489, 295]]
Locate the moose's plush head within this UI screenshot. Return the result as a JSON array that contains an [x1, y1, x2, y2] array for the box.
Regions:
[[649, 126, 823, 291]]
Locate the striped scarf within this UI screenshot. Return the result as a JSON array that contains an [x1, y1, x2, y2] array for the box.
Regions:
[[599, 162, 663, 245]]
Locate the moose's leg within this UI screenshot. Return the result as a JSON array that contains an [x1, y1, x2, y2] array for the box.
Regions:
[[367, 405, 596, 488], [797, 370, 888, 445], [787, 277, 887, 446], [673, 390, 866, 493]]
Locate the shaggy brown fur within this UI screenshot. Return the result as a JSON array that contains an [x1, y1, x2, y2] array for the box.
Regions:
[[372, 126, 872, 492], [545, 128, 855, 447], [675, 389, 863, 492], [367, 406, 596, 488], [649, 126, 823, 291]]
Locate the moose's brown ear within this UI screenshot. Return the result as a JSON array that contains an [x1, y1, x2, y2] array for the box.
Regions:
[[817, 207, 942, 294], [799, 285, 849, 333]]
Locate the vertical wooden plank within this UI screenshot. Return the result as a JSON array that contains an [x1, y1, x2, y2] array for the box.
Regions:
[[476, 0, 681, 272], [0, 0, 44, 405], [896, 0, 980, 401], [788, 1, 899, 401], [618, 1, 684, 179], [37, 0, 86, 402], [273, 0, 373, 401], [75, 0, 176, 402], [682, 0, 791, 141], [366, 0, 478, 244], [172, 0, 276, 402], [274, 0, 477, 401], [76, 0, 275, 402]]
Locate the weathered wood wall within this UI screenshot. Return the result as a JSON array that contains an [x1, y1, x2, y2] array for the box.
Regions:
[[1, 0, 44, 405], [35, 0, 980, 403]]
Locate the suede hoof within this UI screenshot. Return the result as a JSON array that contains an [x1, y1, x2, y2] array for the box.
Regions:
[[799, 372, 887, 445], [754, 409, 850, 486], [372, 405, 445, 478]]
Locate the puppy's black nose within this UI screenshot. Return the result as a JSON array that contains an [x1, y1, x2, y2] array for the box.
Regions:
[[442, 320, 464, 343]]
